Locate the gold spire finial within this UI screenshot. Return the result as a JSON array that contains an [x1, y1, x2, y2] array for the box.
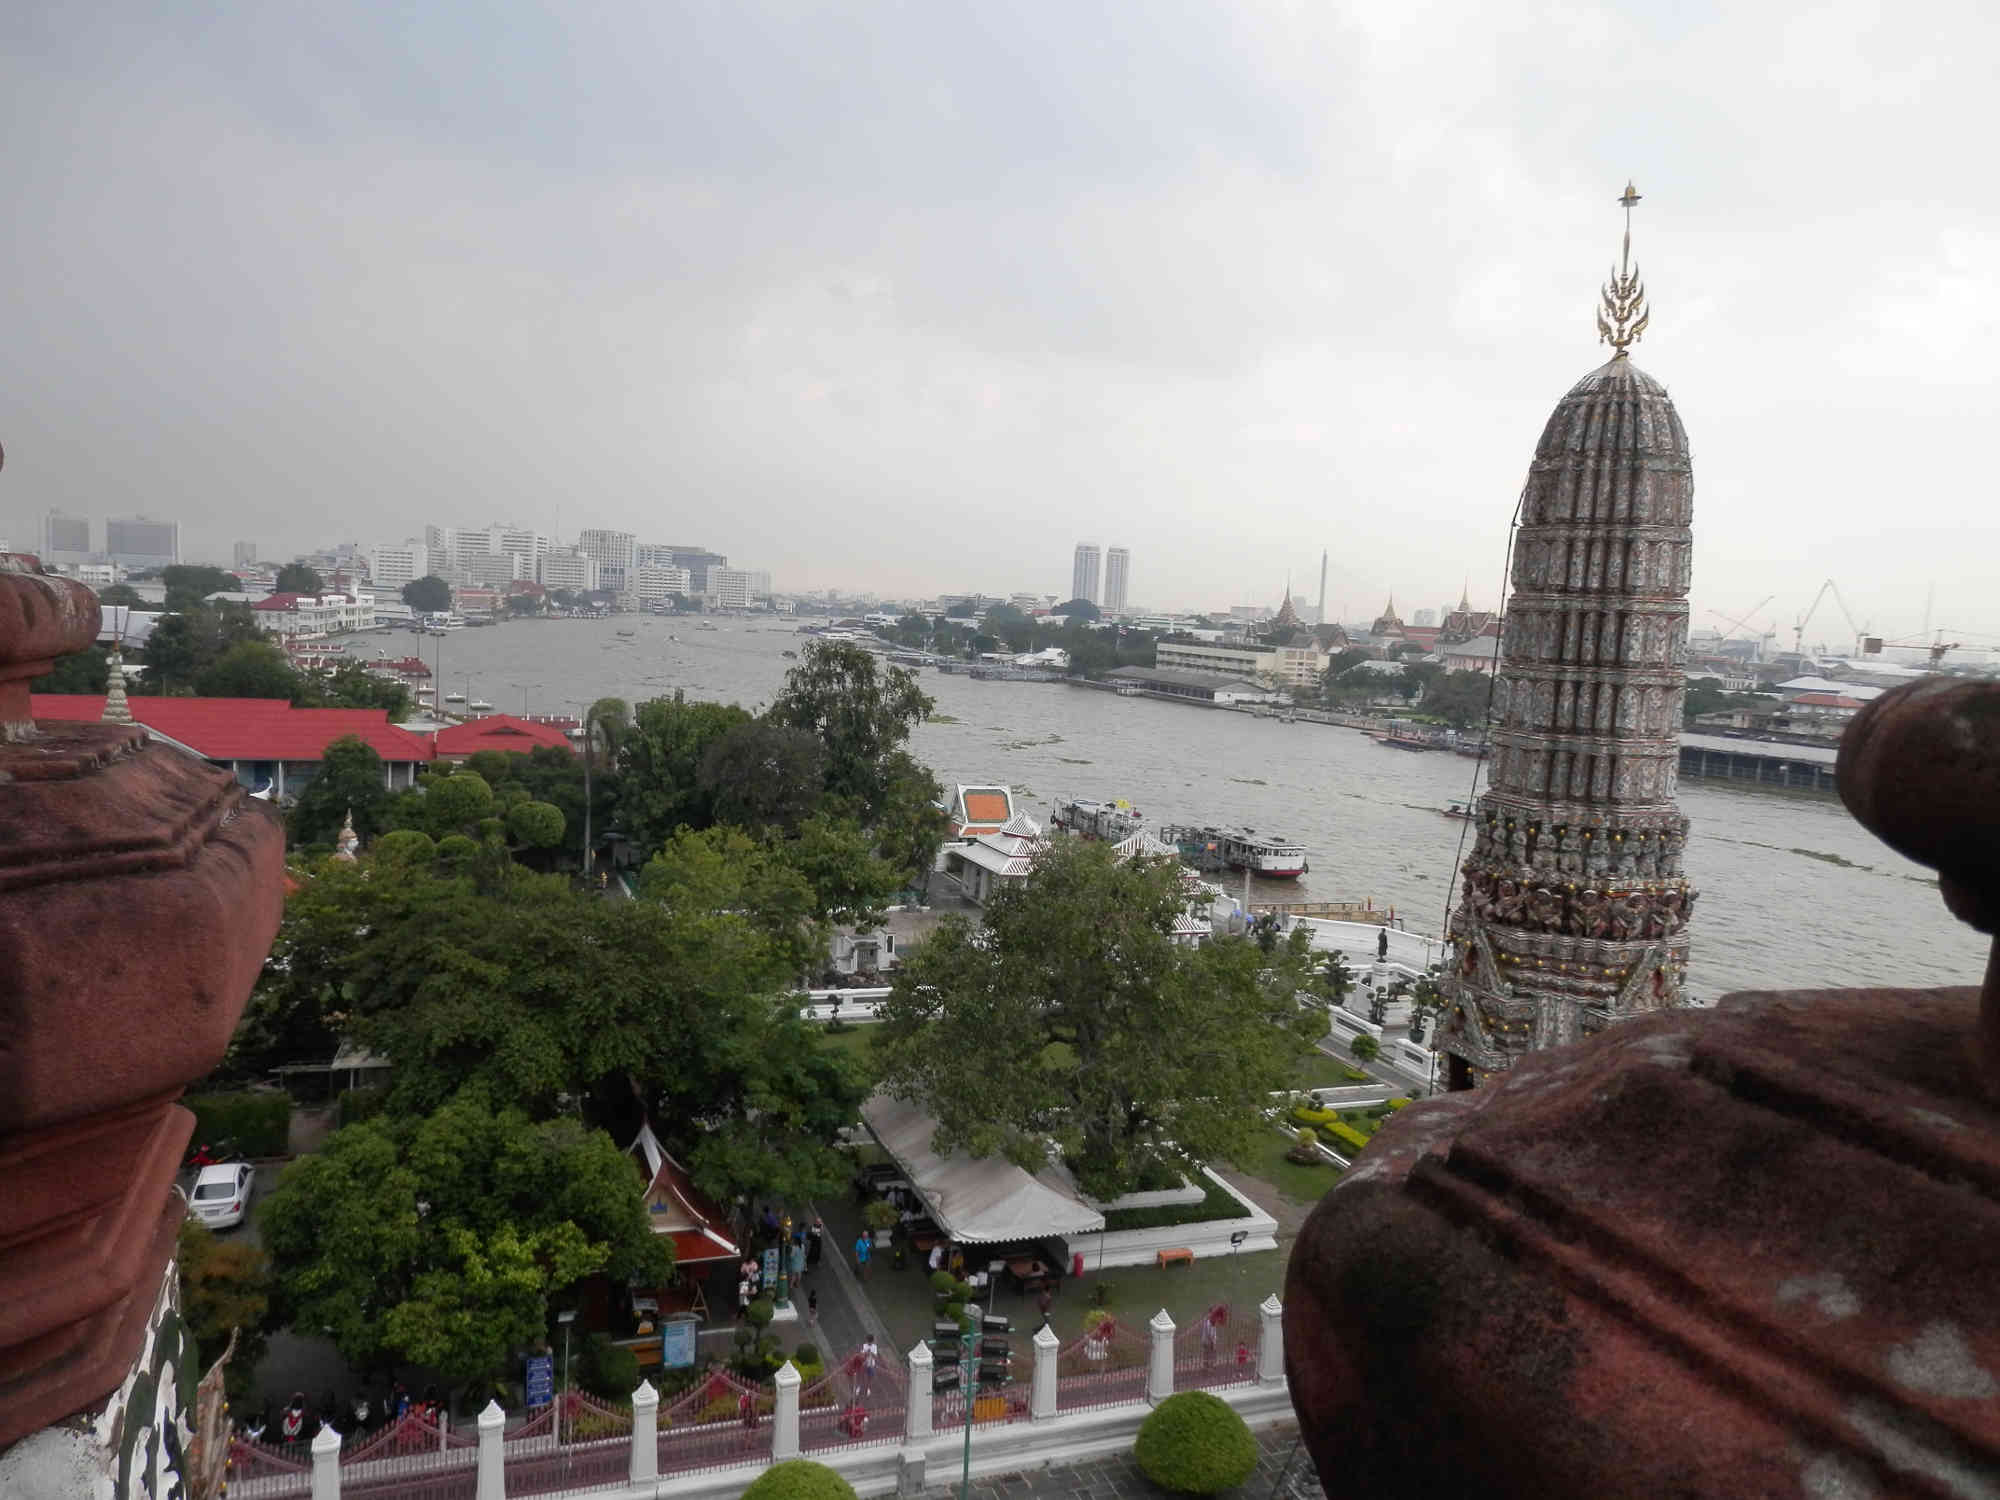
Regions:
[[1596, 182, 1649, 356]]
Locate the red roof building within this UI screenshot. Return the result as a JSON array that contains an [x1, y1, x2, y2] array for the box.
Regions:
[[628, 1123, 741, 1266], [31, 695, 434, 797], [433, 713, 578, 760]]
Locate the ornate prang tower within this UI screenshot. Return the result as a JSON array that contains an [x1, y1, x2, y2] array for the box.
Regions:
[[1436, 184, 1697, 1089]]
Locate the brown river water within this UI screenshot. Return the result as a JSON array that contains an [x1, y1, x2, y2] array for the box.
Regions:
[[352, 615, 1985, 1004]]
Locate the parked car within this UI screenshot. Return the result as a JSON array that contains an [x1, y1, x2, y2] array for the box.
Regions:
[[188, 1162, 255, 1230]]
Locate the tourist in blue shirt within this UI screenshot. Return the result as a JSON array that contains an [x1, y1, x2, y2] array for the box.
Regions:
[[854, 1231, 872, 1280]]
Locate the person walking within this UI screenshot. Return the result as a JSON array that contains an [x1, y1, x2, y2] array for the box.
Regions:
[[807, 1288, 818, 1324], [807, 1217, 824, 1272], [1200, 1309, 1220, 1367], [859, 1337, 879, 1398], [854, 1230, 872, 1281]]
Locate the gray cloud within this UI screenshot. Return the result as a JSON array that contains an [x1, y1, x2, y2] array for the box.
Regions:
[[2, 0, 1996, 646]]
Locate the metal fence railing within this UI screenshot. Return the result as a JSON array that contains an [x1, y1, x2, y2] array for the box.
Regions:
[[1172, 1303, 1257, 1391], [1054, 1320, 1149, 1413]]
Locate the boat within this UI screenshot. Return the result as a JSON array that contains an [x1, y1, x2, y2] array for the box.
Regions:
[[1439, 801, 1475, 820], [469, 698, 493, 713], [444, 691, 466, 704], [617, 628, 636, 637], [782, 650, 797, 659], [1051, 797, 1149, 842], [1161, 824, 1308, 879]]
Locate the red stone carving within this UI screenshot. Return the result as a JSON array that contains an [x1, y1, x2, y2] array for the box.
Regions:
[[1285, 679, 2000, 1495], [0, 552, 285, 1449]]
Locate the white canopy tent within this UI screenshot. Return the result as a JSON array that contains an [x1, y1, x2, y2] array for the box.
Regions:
[[860, 1095, 1106, 1245]]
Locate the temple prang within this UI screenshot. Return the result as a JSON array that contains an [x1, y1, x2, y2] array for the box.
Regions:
[[1437, 184, 1695, 1088]]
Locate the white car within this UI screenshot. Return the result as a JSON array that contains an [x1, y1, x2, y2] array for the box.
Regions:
[[188, 1162, 255, 1230]]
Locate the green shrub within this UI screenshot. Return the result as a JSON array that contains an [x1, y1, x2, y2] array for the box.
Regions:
[[1323, 1120, 1370, 1153], [745, 1297, 776, 1331], [577, 1333, 640, 1400], [930, 1269, 960, 1296], [185, 1091, 292, 1158], [336, 1087, 388, 1128], [1101, 1176, 1247, 1232], [1387, 1097, 1412, 1110], [792, 1341, 819, 1367], [739, 1459, 859, 1500], [1134, 1390, 1259, 1495]]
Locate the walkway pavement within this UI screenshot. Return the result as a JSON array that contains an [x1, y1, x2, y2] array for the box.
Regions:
[[922, 1421, 1323, 1500]]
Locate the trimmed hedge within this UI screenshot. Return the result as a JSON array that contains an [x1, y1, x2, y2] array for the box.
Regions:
[[1134, 1390, 1259, 1494], [1323, 1120, 1370, 1153], [1100, 1176, 1246, 1232], [739, 1459, 858, 1500], [186, 1091, 292, 1158]]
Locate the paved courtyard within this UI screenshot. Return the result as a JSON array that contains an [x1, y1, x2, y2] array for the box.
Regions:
[[924, 1422, 1323, 1500]]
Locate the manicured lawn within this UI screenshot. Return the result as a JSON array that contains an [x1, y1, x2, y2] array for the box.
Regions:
[[1232, 1130, 1341, 1208], [817, 1023, 886, 1087], [1293, 1050, 1367, 1088]]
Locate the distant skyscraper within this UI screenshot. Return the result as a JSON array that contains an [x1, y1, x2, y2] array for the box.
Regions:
[[1071, 544, 1102, 605], [1104, 547, 1130, 612], [105, 516, 178, 569], [42, 511, 91, 561], [578, 529, 637, 595], [369, 543, 430, 593], [233, 540, 258, 568]]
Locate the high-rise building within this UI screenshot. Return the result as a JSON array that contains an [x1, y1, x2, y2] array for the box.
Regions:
[[42, 511, 90, 561], [1071, 544, 1101, 605], [634, 565, 693, 607], [539, 548, 599, 593], [369, 543, 430, 593], [490, 527, 550, 580], [105, 516, 179, 568], [1436, 200, 1695, 1091], [578, 529, 637, 595], [233, 540, 258, 568], [711, 568, 754, 610], [1104, 547, 1130, 612], [664, 547, 727, 593]]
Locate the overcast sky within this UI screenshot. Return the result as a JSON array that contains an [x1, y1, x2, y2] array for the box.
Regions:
[[3, 2, 1995, 643]]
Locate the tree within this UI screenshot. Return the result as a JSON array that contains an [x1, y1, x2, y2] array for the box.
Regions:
[[617, 693, 754, 854], [97, 583, 145, 608], [302, 660, 411, 717], [505, 800, 565, 850], [697, 721, 825, 832], [1320, 951, 1355, 1010], [584, 697, 632, 766], [177, 1220, 272, 1404], [1419, 670, 1495, 730], [194, 640, 301, 700], [875, 838, 1318, 1199], [870, 751, 948, 892], [1350, 1034, 1381, 1065], [289, 735, 393, 849], [639, 824, 824, 980], [1056, 598, 1101, 622], [402, 575, 452, 614], [140, 604, 263, 692], [274, 562, 324, 595], [259, 1093, 668, 1393], [31, 644, 110, 694], [767, 642, 933, 819], [162, 564, 240, 612], [783, 813, 904, 925]]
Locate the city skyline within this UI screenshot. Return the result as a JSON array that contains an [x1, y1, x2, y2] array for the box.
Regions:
[[3, 6, 1998, 643]]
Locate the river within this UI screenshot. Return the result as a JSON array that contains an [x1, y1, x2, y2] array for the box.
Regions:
[[351, 615, 1986, 1003]]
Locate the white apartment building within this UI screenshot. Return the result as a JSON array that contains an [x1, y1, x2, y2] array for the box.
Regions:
[[369, 543, 430, 593], [539, 548, 600, 593], [1071, 544, 1101, 604], [250, 590, 378, 639], [1155, 636, 1327, 689], [491, 527, 551, 580], [710, 568, 755, 609], [579, 529, 636, 594], [635, 565, 693, 606], [458, 550, 524, 588], [1104, 547, 1130, 612]]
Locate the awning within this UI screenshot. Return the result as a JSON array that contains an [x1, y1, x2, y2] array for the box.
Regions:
[[860, 1095, 1106, 1245]]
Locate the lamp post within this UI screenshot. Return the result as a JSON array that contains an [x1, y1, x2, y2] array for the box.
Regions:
[[958, 1314, 976, 1500], [556, 1309, 576, 1447]]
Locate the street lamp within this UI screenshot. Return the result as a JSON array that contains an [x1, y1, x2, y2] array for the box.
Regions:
[[958, 1313, 977, 1500], [556, 1309, 576, 1446]]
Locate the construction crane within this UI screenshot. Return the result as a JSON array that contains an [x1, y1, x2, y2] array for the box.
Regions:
[[1792, 580, 1868, 660], [1705, 596, 1775, 660], [1874, 631, 1963, 669]]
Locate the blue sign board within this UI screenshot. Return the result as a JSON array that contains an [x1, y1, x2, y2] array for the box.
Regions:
[[661, 1316, 698, 1370], [524, 1354, 554, 1409], [761, 1247, 780, 1289]]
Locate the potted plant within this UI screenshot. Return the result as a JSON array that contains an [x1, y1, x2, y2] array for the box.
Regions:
[[863, 1199, 899, 1248], [1082, 1307, 1115, 1362]]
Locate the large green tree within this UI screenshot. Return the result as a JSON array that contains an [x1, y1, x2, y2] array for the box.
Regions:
[[697, 720, 825, 832], [875, 838, 1319, 1198], [162, 564, 241, 611], [402, 575, 452, 614], [31, 644, 111, 694], [617, 693, 753, 854], [97, 583, 146, 608], [194, 640, 301, 699], [259, 1092, 667, 1393], [141, 604, 263, 692], [290, 735, 393, 848], [177, 1220, 273, 1405], [767, 641, 933, 819], [274, 562, 325, 595]]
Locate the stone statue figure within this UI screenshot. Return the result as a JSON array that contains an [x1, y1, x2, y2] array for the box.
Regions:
[[1494, 880, 1527, 926], [1528, 886, 1563, 934], [1556, 825, 1582, 876], [1584, 831, 1609, 878], [1573, 888, 1609, 940], [1509, 821, 1530, 866], [1656, 888, 1684, 935]]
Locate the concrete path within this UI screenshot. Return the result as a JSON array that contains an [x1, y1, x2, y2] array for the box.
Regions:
[[922, 1421, 1323, 1500]]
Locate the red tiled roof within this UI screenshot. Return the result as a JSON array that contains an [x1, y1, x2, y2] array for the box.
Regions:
[[31, 696, 435, 763], [1790, 693, 1863, 709], [434, 715, 577, 756]]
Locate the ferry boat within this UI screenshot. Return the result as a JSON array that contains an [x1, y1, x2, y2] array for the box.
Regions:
[[1051, 797, 1149, 842], [469, 698, 494, 713], [1161, 824, 1309, 879], [444, 690, 466, 704]]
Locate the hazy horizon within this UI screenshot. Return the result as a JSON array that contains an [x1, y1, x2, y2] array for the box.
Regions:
[[3, 3, 1995, 644]]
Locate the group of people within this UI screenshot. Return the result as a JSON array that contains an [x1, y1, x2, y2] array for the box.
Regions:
[[737, 1212, 826, 1318], [239, 1384, 437, 1446]]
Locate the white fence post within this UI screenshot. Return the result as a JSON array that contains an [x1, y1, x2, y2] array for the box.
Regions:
[[475, 1400, 504, 1500], [1030, 1323, 1060, 1419], [773, 1360, 802, 1461], [310, 1424, 342, 1500], [906, 1341, 935, 1441], [1147, 1309, 1176, 1404], [1258, 1294, 1285, 1383], [630, 1379, 659, 1485]]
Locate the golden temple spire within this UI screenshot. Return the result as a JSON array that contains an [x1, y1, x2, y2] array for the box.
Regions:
[[1596, 181, 1649, 357]]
